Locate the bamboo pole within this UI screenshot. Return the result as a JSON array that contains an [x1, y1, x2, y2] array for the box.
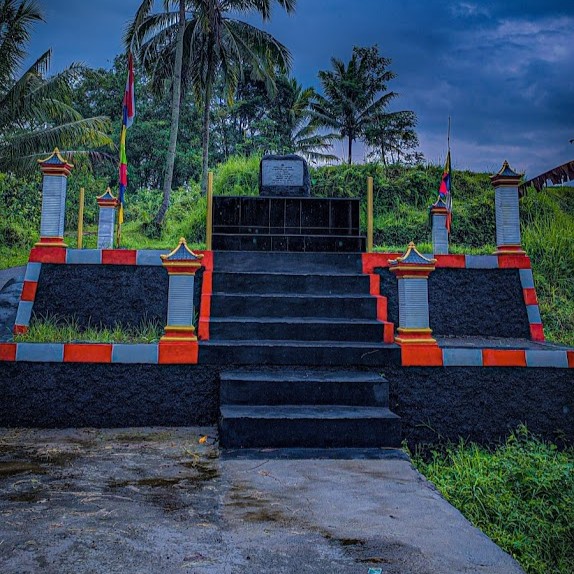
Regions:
[[367, 176, 374, 253], [77, 187, 85, 249], [206, 171, 214, 251]]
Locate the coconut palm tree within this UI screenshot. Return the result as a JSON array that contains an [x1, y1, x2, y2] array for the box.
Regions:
[[127, 0, 296, 225], [0, 0, 112, 174], [312, 45, 397, 165], [269, 76, 338, 163]]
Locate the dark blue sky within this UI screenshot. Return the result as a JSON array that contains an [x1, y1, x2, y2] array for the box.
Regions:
[[27, 0, 574, 177]]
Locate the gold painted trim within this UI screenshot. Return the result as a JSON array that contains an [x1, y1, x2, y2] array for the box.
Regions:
[[37, 147, 74, 167], [395, 337, 437, 345], [391, 242, 437, 266], [161, 237, 204, 261], [397, 328, 433, 334], [34, 240, 67, 248], [164, 326, 196, 332]]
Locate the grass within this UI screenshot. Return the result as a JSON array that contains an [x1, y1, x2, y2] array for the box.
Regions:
[[1, 160, 573, 346], [412, 427, 574, 574], [14, 314, 163, 344]]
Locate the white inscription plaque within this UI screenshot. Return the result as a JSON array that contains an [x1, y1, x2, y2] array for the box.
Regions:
[[262, 160, 304, 187]]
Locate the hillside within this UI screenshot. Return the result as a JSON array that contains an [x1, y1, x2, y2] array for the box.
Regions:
[[1, 159, 573, 344]]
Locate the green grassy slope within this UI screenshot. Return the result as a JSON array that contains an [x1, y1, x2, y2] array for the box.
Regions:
[[1, 158, 573, 344]]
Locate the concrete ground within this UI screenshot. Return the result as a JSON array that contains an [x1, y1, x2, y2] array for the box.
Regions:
[[0, 266, 25, 293], [0, 427, 524, 574]]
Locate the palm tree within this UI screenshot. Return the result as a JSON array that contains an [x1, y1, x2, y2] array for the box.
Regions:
[[0, 0, 112, 174], [269, 76, 338, 163], [127, 0, 296, 225], [312, 45, 397, 165]]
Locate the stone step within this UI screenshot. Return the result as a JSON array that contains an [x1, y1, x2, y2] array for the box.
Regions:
[[220, 369, 389, 407], [219, 405, 401, 448], [209, 317, 385, 342], [210, 293, 378, 319], [211, 271, 371, 295], [213, 251, 363, 273], [199, 340, 401, 366]]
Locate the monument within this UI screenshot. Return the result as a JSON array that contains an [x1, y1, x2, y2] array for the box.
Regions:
[[259, 154, 311, 197], [211, 155, 365, 252]]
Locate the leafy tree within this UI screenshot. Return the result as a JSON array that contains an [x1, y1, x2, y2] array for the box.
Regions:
[[72, 55, 203, 196], [211, 71, 337, 163], [365, 110, 422, 165], [267, 75, 338, 163], [127, 0, 296, 226], [0, 0, 112, 174], [312, 45, 398, 165]]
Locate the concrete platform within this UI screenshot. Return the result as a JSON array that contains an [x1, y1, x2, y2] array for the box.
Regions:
[[0, 427, 524, 573]]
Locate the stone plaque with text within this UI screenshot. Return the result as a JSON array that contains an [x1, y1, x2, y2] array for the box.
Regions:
[[259, 154, 311, 197]]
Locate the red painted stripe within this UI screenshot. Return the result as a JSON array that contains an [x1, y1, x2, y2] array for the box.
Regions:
[[28, 247, 66, 264], [568, 351, 574, 368], [20, 281, 38, 302], [498, 255, 531, 269], [197, 250, 214, 271], [523, 288, 538, 306], [202, 270, 213, 295], [369, 273, 381, 297], [435, 254, 466, 268], [383, 322, 395, 344], [361, 253, 402, 273], [376, 297, 387, 321], [13, 325, 28, 335], [529, 324, 545, 342], [483, 349, 527, 367], [101, 250, 137, 265], [0, 343, 17, 361], [401, 345, 443, 367], [64, 344, 112, 363], [158, 342, 198, 364], [197, 271, 213, 341]]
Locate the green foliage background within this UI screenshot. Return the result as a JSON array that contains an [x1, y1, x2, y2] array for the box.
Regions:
[[1, 158, 573, 345]]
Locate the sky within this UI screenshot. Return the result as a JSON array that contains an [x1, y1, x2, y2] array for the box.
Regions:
[[26, 0, 574, 178]]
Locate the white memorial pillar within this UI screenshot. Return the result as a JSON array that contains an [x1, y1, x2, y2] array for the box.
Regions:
[[96, 188, 119, 249], [491, 161, 525, 255], [36, 148, 73, 248]]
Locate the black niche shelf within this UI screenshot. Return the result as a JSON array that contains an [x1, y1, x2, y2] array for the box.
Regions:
[[212, 196, 365, 253]]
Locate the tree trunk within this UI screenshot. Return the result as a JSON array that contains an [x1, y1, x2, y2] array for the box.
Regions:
[[155, 0, 186, 227], [347, 136, 353, 165], [200, 56, 215, 196]]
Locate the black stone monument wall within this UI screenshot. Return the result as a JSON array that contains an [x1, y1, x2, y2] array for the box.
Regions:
[[1, 363, 572, 448], [32, 264, 203, 329], [212, 196, 365, 252], [377, 267, 531, 338]]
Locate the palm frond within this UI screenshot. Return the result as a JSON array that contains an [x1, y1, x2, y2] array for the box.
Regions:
[[0, 0, 44, 84]]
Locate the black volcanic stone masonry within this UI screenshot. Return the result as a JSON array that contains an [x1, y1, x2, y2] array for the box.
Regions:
[[33, 264, 203, 330], [1, 364, 572, 448], [0, 363, 219, 427], [377, 267, 531, 338]]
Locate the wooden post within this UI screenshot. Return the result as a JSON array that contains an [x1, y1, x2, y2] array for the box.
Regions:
[[77, 187, 85, 249], [206, 171, 214, 251], [367, 176, 374, 253]]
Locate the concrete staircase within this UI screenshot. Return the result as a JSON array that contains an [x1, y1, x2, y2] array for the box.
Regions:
[[201, 252, 402, 448], [219, 369, 401, 448], [199, 252, 399, 366]]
